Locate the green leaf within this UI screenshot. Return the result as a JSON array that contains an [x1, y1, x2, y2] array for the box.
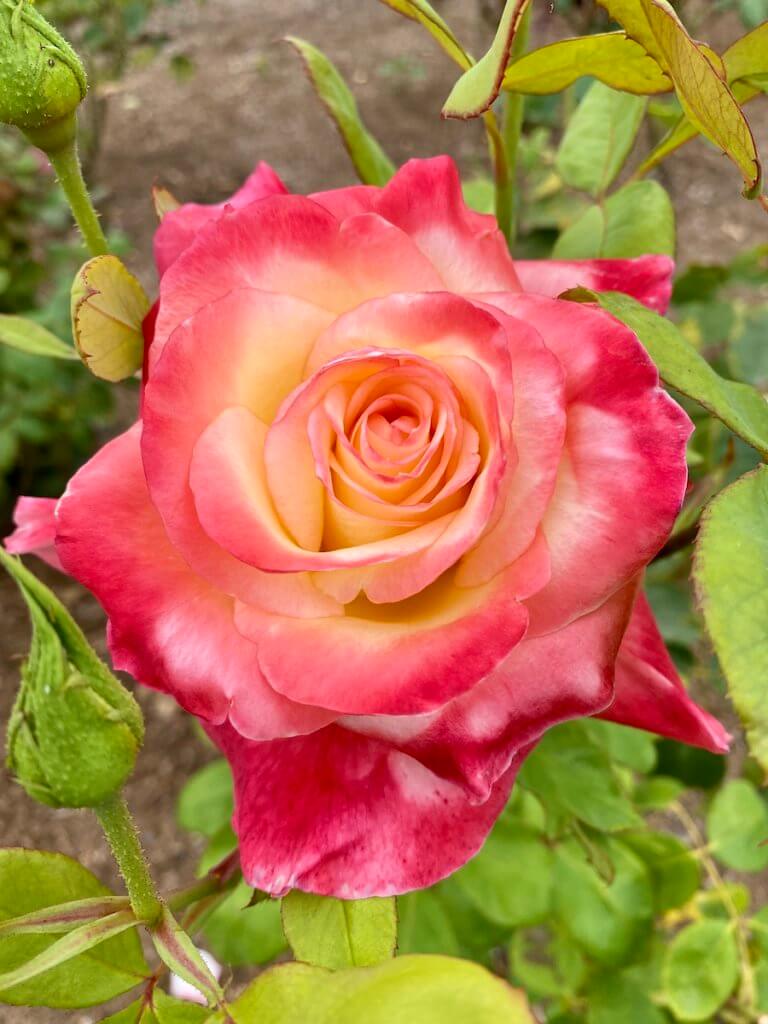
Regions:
[[0, 315, 77, 360], [281, 892, 396, 970], [707, 779, 768, 872], [553, 838, 653, 966], [662, 919, 739, 1020], [620, 832, 700, 912], [0, 895, 130, 937], [151, 907, 224, 1008], [587, 973, 666, 1023], [509, 928, 587, 1000], [519, 722, 642, 832], [396, 879, 503, 961], [207, 956, 535, 1023], [694, 468, 768, 771], [570, 290, 768, 459], [201, 882, 286, 967], [442, 0, 531, 118], [286, 38, 395, 187], [102, 990, 209, 1022], [454, 820, 553, 928], [503, 32, 670, 95], [554, 181, 675, 260], [596, 0, 762, 198], [375, 0, 470, 70], [633, 775, 685, 811], [555, 82, 646, 197], [177, 759, 233, 839], [582, 719, 658, 774], [0, 849, 147, 1007]]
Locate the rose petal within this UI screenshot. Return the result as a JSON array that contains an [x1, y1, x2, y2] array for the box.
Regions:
[[4, 497, 62, 570], [514, 255, 675, 314], [342, 580, 636, 799], [480, 293, 692, 633], [55, 426, 336, 739], [154, 162, 288, 277], [208, 720, 526, 897], [153, 198, 443, 366], [598, 591, 731, 753], [234, 565, 529, 715]]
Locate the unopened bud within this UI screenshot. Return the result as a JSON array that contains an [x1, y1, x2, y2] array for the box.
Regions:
[[2, 550, 143, 808], [0, 1, 87, 151]]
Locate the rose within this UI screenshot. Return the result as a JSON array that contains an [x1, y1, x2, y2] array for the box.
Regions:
[[6, 157, 728, 898]]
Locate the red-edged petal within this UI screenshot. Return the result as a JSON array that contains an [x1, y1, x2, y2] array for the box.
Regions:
[[234, 566, 529, 716], [598, 592, 731, 753], [342, 580, 636, 799], [372, 157, 522, 293], [154, 162, 288, 277], [152, 197, 443, 367], [208, 720, 526, 897], [514, 256, 674, 314], [480, 293, 692, 634], [55, 426, 336, 740], [4, 497, 62, 570]]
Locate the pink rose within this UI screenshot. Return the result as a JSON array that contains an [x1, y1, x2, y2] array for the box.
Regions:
[[7, 157, 728, 897]]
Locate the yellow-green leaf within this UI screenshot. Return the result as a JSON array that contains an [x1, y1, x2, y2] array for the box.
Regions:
[[71, 255, 149, 382], [376, 0, 470, 70], [597, 0, 762, 197], [152, 185, 181, 221], [503, 32, 670, 95], [286, 38, 395, 187], [443, 0, 531, 118], [281, 893, 396, 970], [207, 956, 535, 1024], [694, 467, 768, 774], [0, 315, 77, 360]]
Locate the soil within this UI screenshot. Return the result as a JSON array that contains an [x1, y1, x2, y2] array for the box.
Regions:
[[0, 1, 766, 1020]]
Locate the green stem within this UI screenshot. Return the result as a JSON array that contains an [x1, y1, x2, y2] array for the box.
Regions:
[[501, 4, 532, 249], [47, 139, 109, 257], [96, 795, 163, 925]]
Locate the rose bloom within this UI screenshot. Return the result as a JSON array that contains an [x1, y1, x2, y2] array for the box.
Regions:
[[7, 158, 728, 897]]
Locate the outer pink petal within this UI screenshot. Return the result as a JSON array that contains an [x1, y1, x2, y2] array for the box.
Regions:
[[55, 426, 336, 740], [4, 497, 63, 570], [372, 157, 522, 293], [154, 162, 288, 277], [342, 580, 636, 800], [598, 592, 730, 753], [207, 720, 526, 897], [234, 566, 529, 716], [514, 256, 675, 314], [309, 183, 379, 220], [480, 293, 692, 634], [152, 198, 443, 367]]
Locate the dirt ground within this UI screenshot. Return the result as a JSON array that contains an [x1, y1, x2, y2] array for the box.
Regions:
[[0, 1, 766, 1020]]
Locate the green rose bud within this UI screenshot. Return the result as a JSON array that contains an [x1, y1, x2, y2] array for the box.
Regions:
[[0, 0, 87, 150], [1, 550, 144, 809]]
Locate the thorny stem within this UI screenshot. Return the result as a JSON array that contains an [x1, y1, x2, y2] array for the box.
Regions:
[[47, 138, 109, 257], [95, 794, 163, 926], [670, 800, 756, 1015]]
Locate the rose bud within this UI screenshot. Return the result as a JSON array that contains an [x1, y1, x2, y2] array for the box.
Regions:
[[0, 1, 87, 151], [2, 550, 143, 809]]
